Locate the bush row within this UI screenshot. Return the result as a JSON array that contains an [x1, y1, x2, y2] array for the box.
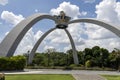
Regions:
[[0, 55, 26, 71]]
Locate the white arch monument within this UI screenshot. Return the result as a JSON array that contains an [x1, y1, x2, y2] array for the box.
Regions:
[[0, 11, 120, 65]]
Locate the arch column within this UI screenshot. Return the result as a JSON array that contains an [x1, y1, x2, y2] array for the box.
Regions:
[[0, 13, 57, 57], [68, 19, 120, 37], [28, 27, 57, 64], [64, 29, 79, 64]]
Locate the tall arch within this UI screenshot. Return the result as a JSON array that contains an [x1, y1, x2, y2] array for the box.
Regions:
[[68, 18, 120, 37], [28, 28, 79, 64], [28, 27, 57, 64], [0, 13, 57, 57], [64, 29, 79, 64], [0, 13, 120, 65]]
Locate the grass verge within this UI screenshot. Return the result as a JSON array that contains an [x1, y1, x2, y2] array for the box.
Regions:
[[103, 75, 120, 80], [6, 74, 75, 80]]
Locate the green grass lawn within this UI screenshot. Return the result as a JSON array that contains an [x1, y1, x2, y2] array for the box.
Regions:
[[103, 75, 120, 80], [6, 74, 75, 80]]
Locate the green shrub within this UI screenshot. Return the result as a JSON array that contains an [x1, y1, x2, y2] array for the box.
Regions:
[[0, 55, 26, 71], [85, 60, 92, 68], [63, 66, 73, 70], [69, 64, 78, 67]]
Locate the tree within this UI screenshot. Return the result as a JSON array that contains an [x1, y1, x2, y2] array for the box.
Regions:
[[66, 49, 74, 65], [77, 51, 83, 65], [32, 53, 44, 66], [45, 48, 56, 66], [109, 48, 120, 70], [100, 48, 109, 67]]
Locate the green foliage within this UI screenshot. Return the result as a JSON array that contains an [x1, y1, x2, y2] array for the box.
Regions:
[[0, 55, 26, 71], [109, 49, 120, 70], [32, 53, 45, 66], [26, 46, 120, 70], [85, 60, 92, 68]]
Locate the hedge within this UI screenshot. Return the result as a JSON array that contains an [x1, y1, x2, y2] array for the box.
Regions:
[[0, 55, 26, 71]]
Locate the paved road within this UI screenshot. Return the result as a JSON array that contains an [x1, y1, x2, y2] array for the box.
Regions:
[[2, 69, 120, 75], [2, 69, 120, 80]]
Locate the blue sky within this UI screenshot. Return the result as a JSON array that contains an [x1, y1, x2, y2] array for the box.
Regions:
[[0, 0, 120, 55]]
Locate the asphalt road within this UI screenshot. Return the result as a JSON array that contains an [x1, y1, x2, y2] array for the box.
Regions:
[[2, 69, 120, 75]]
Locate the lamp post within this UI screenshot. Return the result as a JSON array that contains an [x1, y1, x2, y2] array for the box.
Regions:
[[100, 52, 103, 68], [83, 51, 85, 67], [66, 53, 69, 66], [47, 49, 50, 67], [26, 50, 30, 66]]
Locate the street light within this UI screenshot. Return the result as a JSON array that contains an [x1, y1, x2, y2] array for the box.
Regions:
[[26, 50, 30, 66], [100, 52, 103, 68], [83, 51, 85, 67], [66, 53, 69, 66], [47, 49, 50, 67]]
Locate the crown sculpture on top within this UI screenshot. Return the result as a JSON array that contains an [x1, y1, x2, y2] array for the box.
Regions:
[[54, 11, 71, 29]]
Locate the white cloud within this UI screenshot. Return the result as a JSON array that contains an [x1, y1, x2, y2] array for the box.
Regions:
[[64, 45, 71, 52], [50, 1, 80, 18], [47, 29, 69, 44], [15, 28, 44, 55], [44, 45, 55, 51], [1, 11, 25, 25], [68, 0, 120, 52], [0, 0, 8, 6], [84, 0, 120, 51], [81, 11, 87, 16], [85, 24, 117, 40], [83, 0, 95, 3], [34, 30, 43, 41], [15, 28, 35, 54], [49, 0, 120, 52], [35, 9, 39, 13], [45, 23, 86, 52], [95, 0, 120, 25], [115, 2, 120, 21], [5, 31, 9, 36]]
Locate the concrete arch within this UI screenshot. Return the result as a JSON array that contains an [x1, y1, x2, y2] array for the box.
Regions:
[[64, 29, 79, 64], [28, 28, 79, 64], [68, 18, 120, 37], [28, 27, 57, 64], [0, 13, 57, 57], [0, 14, 120, 65]]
